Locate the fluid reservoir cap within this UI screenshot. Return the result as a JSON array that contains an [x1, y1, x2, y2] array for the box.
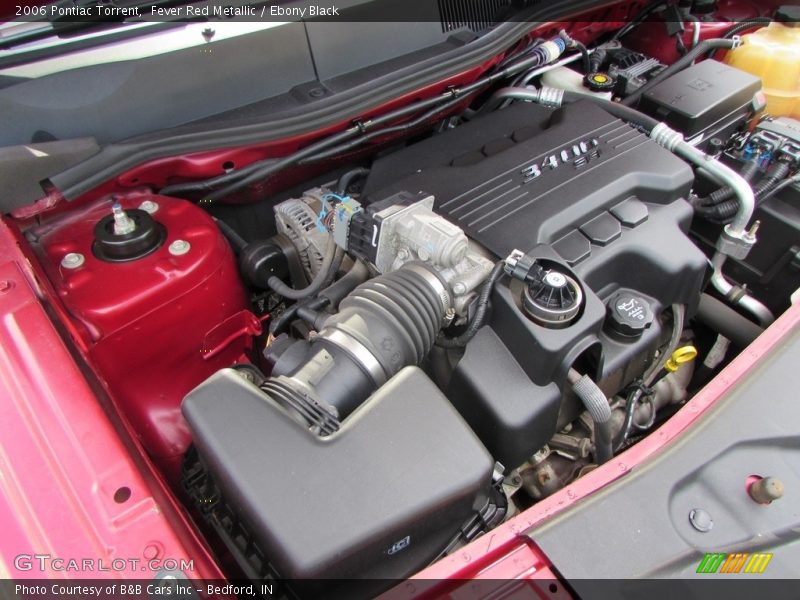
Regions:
[[522, 267, 583, 328], [93, 207, 166, 262], [607, 292, 654, 338], [775, 5, 800, 27], [584, 72, 617, 92]]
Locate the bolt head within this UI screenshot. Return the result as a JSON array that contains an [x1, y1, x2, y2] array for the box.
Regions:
[[61, 252, 85, 269], [689, 508, 714, 532], [168, 240, 191, 256], [452, 282, 467, 295], [139, 200, 159, 214]]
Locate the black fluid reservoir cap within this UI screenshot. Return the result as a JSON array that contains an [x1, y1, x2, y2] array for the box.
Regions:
[[607, 292, 654, 338], [93, 207, 166, 262], [776, 5, 800, 26]]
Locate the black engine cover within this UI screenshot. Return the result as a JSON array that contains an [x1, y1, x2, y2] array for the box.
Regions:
[[364, 100, 709, 468], [363, 100, 693, 260]]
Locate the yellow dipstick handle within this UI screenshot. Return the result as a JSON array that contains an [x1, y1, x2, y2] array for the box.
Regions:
[[665, 345, 698, 372]]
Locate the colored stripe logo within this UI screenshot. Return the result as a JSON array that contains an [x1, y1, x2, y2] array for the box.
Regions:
[[696, 552, 772, 574]]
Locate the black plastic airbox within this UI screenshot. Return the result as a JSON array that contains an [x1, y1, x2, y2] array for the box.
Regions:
[[182, 366, 494, 586]]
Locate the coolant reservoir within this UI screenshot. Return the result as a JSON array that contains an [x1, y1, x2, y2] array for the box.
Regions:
[[541, 66, 613, 100], [725, 7, 800, 118]]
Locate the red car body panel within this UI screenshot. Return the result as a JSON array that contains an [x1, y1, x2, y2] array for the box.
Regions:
[[25, 191, 257, 479], [0, 217, 223, 580]]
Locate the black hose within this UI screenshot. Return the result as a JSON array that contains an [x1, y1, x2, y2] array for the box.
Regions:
[[268, 258, 367, 336], [707, 18, 773, 59], [213, 218, 248, 253], [696, 293, 765, 348], [611, 0, 667, 41], [269, 295, 330, 336], [589, 48, 606, 73], [335, 167, 370, 196], [561, 91, 661, 132], [436, 261, 504, 348], [758, 173, 800, 204], [296, 304, 330, 332], [622, 38, 738, 107], [160, 160, 276, 197], [319, 259, 370, 308], [267, 236, 339, 300], [696, 159, 760, 207], [573, 40, 591, 74], [613, 386, 645, 453], [299, 94, 472, 164]]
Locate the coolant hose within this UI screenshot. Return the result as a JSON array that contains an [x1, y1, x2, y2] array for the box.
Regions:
[[568, 370, 613, 464], [622, 38, 739, 106]]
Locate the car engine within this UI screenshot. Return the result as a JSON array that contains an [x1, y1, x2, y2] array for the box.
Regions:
[[13, 9, 800, 597]]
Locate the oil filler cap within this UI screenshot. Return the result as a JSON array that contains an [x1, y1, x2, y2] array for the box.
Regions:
[[607, 292, 654, 338], [93, 205, 166, 262]]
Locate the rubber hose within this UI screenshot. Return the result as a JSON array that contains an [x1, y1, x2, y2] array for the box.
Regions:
[[561, 91, 661, 131], [160, 160, 275, 197], [589, 48, 606, 73], [325, 263, 448, 372], [319, 259, 370, 308], [267, 236, 339, 300], [568, 370, 613, 464], [696, 293, 765, 348], [572, 40, 591, 73], [213, 218, 248, 253], [707, 18, 772, 59], [268, 295, 329, 336], [335, 167, 370, 196], [622, 39, 737, 106]]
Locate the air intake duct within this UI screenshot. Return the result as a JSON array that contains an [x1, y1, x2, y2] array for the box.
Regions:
[[265, 262, 452, 431]]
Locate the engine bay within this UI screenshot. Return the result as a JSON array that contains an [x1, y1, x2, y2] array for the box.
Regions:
[[7, 5, 800, 597]]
